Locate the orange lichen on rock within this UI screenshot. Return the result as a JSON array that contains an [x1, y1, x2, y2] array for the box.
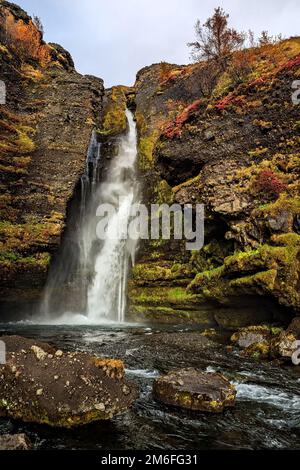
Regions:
[[1, 10, 51, 66]]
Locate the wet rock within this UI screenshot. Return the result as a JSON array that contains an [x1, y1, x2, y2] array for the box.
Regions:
[[0, 434, 32, 450], [231, 325, 285, 359], [203, 131, 215, 142], [287, 317, 300, 338], [271, 321, 299, 362], [213, 194, 249, 216], [273, 331, 298, 359], [153, 369, 236, 412], [231, 325, 271, 348], [267, 210, 291, 233], [31, 345, 48, 361], [0, 336, 137, 428]]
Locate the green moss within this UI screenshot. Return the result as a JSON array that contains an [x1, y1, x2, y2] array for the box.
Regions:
[[0, 252, 51, 270], [155, 179, 174, 205], [271, 232, 300, 246], [131, 261, 194, 284], [188, 266, 225, 291], [0, 250, 19, 262], [244, 342, 270, 359], [98, 86, 127, 137], [229, 269, 277, 291], [212, 72, 233, 99], [0, 220, 63, 254], [172, 173, 202, 194], [248, 147, 269, 158], [271, 326, 283, 336], [138, 131, 159, 171], [257, 194, 300, 217], [128, 284, 199, 307], [188, 239, 300, 310]]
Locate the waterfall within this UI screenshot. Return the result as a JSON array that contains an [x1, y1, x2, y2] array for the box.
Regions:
[[39, 109, 139, 324], [86, 109, 139, 322]]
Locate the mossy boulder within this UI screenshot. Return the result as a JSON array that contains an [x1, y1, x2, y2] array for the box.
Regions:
[[153, 369, 236, 412], [270, 319, 300, 361], [230, 324, 299, 361], [0, 336, 137, 428], [231, 325, 274, 348]]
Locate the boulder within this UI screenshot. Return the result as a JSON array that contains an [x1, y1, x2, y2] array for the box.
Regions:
[[230, 325, 282, 359], [231, 324, 300, 362], [0, 336, 137, 428], [0, 434, 32, 450], [273, 331, 298, 359], [231, 325, 271, 348], [153, 368, 236, 412], [271, 320, 300, 362]]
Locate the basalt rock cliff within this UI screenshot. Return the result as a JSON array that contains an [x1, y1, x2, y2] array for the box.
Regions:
[[127, 39, 300, 326], [0, 1, 104, 315]]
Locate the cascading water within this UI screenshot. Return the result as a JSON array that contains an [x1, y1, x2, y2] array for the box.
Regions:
[[39, 109, 139, 324], [86, 109, 139, 322]]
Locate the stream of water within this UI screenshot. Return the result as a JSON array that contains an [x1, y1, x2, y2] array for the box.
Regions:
[[0, 322, 299, 450], [39, 109, 139, 324]]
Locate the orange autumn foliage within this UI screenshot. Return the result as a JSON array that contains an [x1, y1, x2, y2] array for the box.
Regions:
[[3, 12, 51, 66]]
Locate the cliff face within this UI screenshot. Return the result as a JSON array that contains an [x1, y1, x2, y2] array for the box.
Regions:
[[0, 1, 104, 313], [1, 1, 299, 326], [129, 39, 300, 326]]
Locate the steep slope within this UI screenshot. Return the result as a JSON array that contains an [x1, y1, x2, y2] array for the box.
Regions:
[[0, 1, 104, 314]]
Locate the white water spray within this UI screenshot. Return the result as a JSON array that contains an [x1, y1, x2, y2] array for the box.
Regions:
[[39, 109, 139, 324], [87, 110, 139, 322]]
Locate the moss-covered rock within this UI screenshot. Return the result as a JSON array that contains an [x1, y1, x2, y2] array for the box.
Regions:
[[98, 86, 128, 137], [0, 335, 137, 427], [188, 240, 300, 312], [129, 39, 300, 323], [153, 369, 236, 412], [0, 2, 104, 309]]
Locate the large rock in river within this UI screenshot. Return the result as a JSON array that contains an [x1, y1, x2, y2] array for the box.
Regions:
[[153, 368, 236, 412], [0, 434, 32, 450], [0, 336, 137, 427]]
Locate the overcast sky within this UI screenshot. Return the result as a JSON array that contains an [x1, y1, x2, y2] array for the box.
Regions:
[[15, 0, 300, 87]]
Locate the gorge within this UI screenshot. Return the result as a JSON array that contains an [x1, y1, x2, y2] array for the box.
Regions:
[[0, 0, 300, 452]]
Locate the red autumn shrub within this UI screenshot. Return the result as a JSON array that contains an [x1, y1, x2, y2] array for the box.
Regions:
[[280, 54, 300, 71], [253, 169, 287, 200], [163, 99, 202, 139], [247, 76, 268, 89], [215, 95, 245, 110]]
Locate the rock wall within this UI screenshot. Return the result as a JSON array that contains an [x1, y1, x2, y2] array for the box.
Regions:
[[129, 40, 300, 325], [0, 1, 104, 314]]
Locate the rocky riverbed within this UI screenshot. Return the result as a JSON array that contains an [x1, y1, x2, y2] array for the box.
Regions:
[[0, 322, 299, 450]]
